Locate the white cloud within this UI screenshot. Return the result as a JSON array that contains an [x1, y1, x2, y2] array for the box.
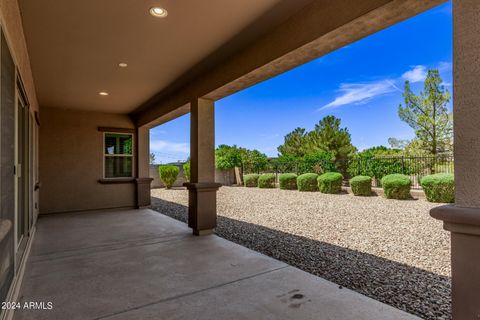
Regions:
[[319, 80, 397, 110], [318, 61, 451, 111], [402, 65, 427, 83], [438, 61, 452, 72], [150, 139, 189, 154]]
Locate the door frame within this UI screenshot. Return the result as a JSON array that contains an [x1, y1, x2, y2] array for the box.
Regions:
[[13, 74, 30, 269]]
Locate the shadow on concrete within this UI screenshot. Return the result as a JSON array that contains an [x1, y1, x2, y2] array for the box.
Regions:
[[151, 196, 451, 320]]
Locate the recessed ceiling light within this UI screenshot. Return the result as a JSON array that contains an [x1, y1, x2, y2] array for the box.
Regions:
[[99, 91, 109, 96], [149, 7, 168, 18], [118, 62, 128, 68]]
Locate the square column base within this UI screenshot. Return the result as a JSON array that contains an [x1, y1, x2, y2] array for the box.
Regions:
[[136, 178, 153, 208], [430, 205, 480, 319], [184, 182, 221, 236]]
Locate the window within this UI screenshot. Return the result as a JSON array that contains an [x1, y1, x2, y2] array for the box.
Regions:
[[104, 133, 133, 178]]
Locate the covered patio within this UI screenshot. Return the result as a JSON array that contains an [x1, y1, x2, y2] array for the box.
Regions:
[[1, 0, 479, 319], [14, 208, 417, 320]]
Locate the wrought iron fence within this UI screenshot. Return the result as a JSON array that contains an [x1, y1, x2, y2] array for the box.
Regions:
[[241, 154, 454, 190]]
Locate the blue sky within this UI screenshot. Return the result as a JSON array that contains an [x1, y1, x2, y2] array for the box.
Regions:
[[151, 1, 452, 164]]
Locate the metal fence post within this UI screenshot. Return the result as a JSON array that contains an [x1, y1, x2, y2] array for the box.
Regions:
[[275, 163, 278, 183]]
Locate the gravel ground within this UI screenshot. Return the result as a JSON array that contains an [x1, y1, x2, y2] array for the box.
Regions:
[[151, 186, 451, 320]]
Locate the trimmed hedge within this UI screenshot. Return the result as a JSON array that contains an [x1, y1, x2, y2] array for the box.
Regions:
[[297, 173, 319, 192], [279, 173, 297, 190], [381, 174, 411, 199], [350, 175, 372, 196], [258, 173, 276, 188], [421, 173, 454, 203], [244, 174, 259, 187], [318, 172, 343, 194], [158, 165, 179, 189]]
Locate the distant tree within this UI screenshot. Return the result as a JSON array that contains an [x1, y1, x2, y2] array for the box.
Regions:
[[388, 137, 409, 149], [215, 144, 268, 174], [398, 69, 452, 156], [403, 139, 430, 156], [356, 146, 403, 158], [348, 146, 413, 180], [240, 148, 269, 173], [305, 116, 357, 163], [300, 151, 336, 174], [277, 127, 307, 158], [149, 153, 156, 165], [215, 145, 243, 170]]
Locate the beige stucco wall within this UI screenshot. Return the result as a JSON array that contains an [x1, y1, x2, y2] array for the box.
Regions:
[[0, 0, 40, 221], [0, 0, 39, 113], [39, 107, 136, 214]]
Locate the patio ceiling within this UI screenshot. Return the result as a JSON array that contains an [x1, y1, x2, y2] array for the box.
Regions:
[[19, 0, 313, 113]]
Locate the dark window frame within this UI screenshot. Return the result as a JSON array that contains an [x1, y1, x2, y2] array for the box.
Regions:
[[97, 127, 135, 181]]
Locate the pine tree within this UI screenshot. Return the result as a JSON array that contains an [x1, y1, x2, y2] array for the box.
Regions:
[[306, 116, 357, 163], [398, 69, 452, 156], [277, 127, 307, 158]]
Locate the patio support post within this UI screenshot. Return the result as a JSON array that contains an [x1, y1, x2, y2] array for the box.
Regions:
[[430, 1, 480, 319], [136, 126, 153, 208], [184, 98, 220, 236]]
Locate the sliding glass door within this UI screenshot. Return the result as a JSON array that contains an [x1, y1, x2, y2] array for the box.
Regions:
[[0, 29, 16, 304], [15, 90, 30, 259], [0, 27, 34, 308]]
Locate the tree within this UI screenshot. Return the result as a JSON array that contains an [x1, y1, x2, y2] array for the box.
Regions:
[[403, 139, 430, 156], [356, 146, 402, 158], [215, 144, 268, 175], [398, 69, 452, 156], [149, 153, 156, 165], [347, 146, 414, 180], [277, 127, 307, 158], [305, 116, 357, 163], [215, 144, 243, 170], [241, 149, 269, 173], [300, 151, 336, 174], [388, 137, 409, 149]]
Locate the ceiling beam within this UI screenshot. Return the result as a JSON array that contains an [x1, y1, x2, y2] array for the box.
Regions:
[[131, 0, 446, 128]]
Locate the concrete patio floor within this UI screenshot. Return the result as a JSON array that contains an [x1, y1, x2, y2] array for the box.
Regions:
[[14, 208, 419, 320]]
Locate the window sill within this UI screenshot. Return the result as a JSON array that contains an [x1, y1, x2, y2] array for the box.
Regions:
[[98, 178, 136, 184]]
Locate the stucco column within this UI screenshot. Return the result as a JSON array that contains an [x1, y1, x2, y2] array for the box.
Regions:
[[136, 126, 153, 208], [430, 1, 480, 319], [184, 98, 220, 235]]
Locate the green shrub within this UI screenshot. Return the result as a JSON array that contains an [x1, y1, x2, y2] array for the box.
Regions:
[[297, 173, 319, 192], [279, 173, 297, 190], [258, 173, 276, 188], [183, 162, 190, 182], [349, 175, 372, 196], [159, 165, 179, 189], [317, 172, 343, 194], [421, 173, 454, 203], [244, 174, 259, 187], [381, 174, 411, 199]]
